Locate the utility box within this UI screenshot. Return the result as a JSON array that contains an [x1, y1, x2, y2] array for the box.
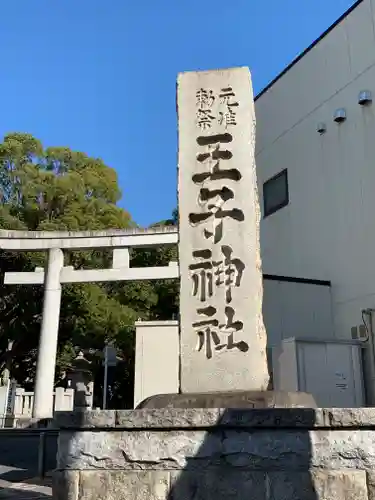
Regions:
[[273, 338, 365, 407]]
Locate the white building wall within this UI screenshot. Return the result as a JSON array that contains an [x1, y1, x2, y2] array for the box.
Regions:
[[256, 0, 375, 338], [134, 321, 179, 408], [263, 280, 334, 347]]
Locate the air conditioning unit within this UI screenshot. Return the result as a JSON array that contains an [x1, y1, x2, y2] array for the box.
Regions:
[[351, 325, 368, 341]]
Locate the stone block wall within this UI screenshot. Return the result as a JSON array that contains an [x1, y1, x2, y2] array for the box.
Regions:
[[53, 408, 375, 499]]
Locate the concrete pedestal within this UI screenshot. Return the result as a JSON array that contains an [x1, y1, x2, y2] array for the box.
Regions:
[[54, 408, 375, 500]]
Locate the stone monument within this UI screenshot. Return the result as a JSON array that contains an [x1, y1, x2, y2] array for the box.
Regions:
[[178, 67, 268, 393], [139, 66, 314, 408]]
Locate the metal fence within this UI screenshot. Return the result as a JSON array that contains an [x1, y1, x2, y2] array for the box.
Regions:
[[0, 427, 58, 481]]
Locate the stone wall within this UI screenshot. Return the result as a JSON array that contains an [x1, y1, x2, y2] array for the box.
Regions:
[[53, 408, 375, 499]]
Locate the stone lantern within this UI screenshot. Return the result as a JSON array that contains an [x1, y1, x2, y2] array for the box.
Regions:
[[66, 352, 94, 411]]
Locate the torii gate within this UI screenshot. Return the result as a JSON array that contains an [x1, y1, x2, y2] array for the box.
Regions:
[[0, 227, 179, 419]]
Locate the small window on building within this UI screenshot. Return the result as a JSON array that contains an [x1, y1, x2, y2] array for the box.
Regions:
[[263, 169, 289, 217]]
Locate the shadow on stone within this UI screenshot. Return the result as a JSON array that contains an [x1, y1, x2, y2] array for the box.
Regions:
[[166, 408, 319, 500]]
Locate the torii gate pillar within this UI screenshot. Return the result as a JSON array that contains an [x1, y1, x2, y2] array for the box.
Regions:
[[33, 248, 64, 419]]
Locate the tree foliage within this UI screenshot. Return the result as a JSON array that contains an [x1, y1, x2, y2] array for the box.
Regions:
[[0, 133, 178, 408]]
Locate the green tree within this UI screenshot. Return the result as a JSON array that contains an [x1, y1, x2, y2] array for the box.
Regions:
[[0, 132, 179, 408]]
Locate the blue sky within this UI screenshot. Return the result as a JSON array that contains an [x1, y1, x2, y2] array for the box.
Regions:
[[0, 0, 356, 226]]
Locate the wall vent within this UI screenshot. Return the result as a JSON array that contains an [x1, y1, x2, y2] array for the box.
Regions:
[[317, 123, 326, 134], [334, 108, 347, 123], [358, 90, 372, 106]]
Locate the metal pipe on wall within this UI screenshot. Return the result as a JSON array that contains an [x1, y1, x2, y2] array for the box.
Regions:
[[361, 309, 375, 406]]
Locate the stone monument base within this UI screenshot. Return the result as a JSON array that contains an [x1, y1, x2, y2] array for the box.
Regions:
[[54, 408, 375, 500], [136, 390, 316, 409]]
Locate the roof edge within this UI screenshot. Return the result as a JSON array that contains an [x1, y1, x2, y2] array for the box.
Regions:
[[255, 0, 364, 101]]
